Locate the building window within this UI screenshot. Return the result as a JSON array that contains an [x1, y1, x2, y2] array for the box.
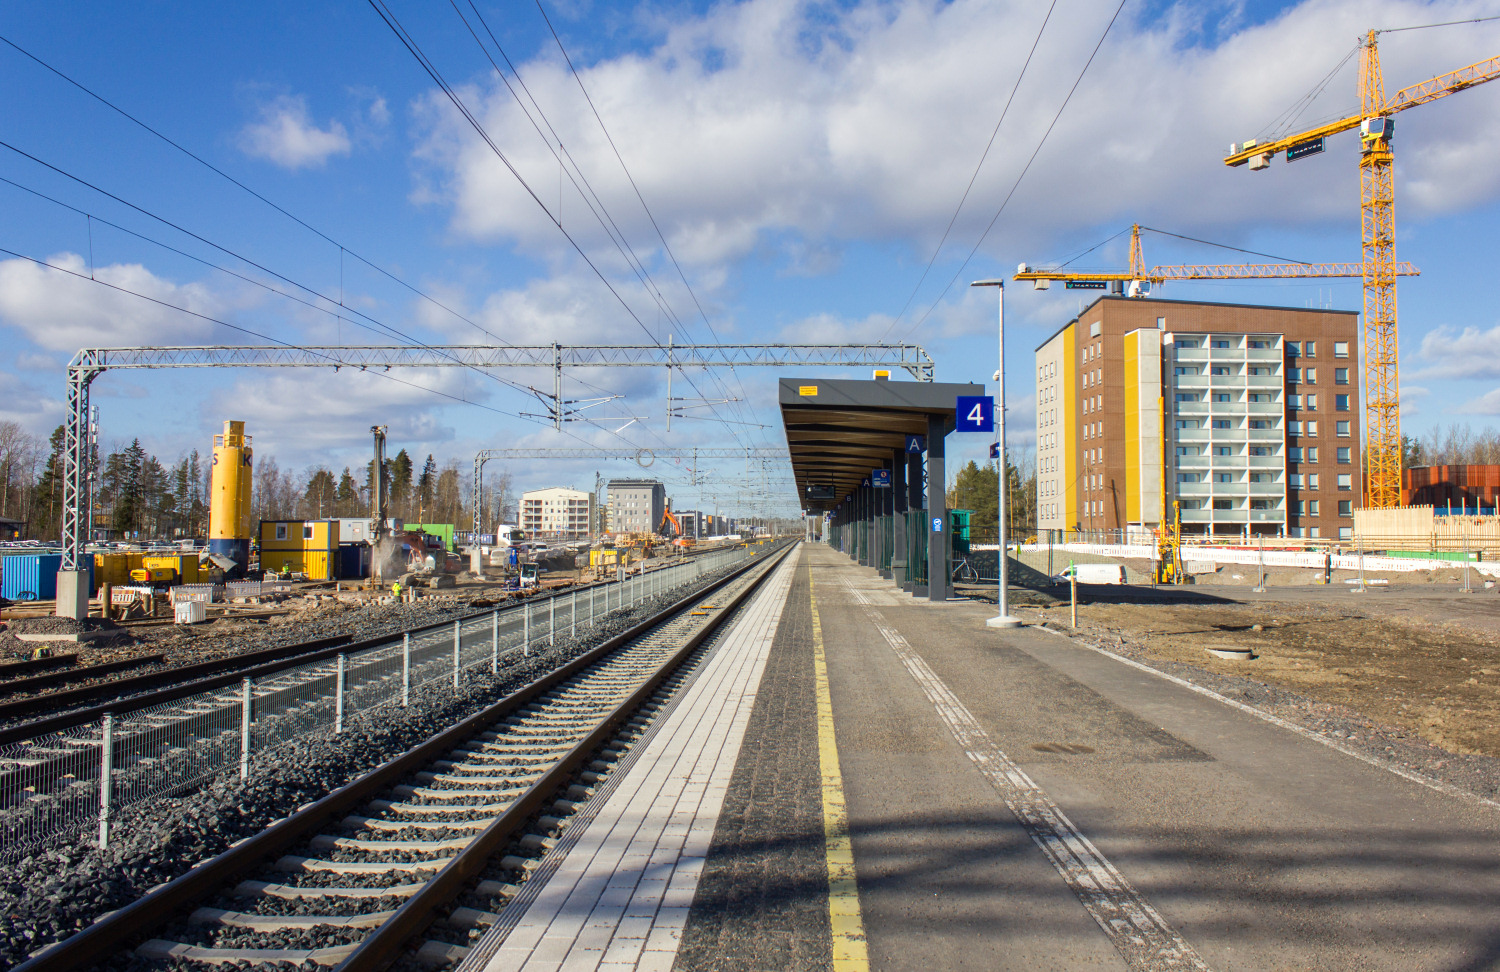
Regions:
[[303, 525, 314, 540], [1304, 420, 1317, 436], [1306, 394, 1317, 410], [1335, 394, 1350, 411], [1249, 420, 1272, 430], [1336, 420, 1351, 437], [1210, 366, 1230, 376], [1288, 420, 1302, 436], [1335, 368, 1350, 384], [1175, 366, 1193, 376], [1175, 339, 1198, 349], [1288, 394, 1302, 409], [275, 524, 288, 541], [1338, 473, 1352, 490], [1249, 339, 1271, 349], [1215, 473, 1234, 483], [1176, 393, 1198, 402], [1286, 341, 1300, 356], [1212, 339, 1231, 349], [1289, 447, 1303, 462], [1311, 527, 1322, 538], [1339, 500, 1353, 516], [1338, 526, 1352, 540], [1307, 447, 1319, 462], [1307, 500, 1320, 515], [1309, 474, 1320, 488], [1250, 446, 1270, 457], [1177, 446, 1197, 456], [1177, 473, 1199, 483], [1289, 473, 1302, 488], [1214, 393, 1231, 403], [1177, 419, 1199, 430], [1337, 447, 1352, 463], [1305, 341, 1316, 357], [1288, 368, 1301, 383], [1212, 419, 1232, 429], [1334, 341, 1350, 358], [1213, 499, 1233, 510], [1251, 499, 1273, 510], [1214, 446, 1232, 456], [1249, 393, 1272, 403], [1305, 367, 1317, 384], [1294, 500, 1306, 515]]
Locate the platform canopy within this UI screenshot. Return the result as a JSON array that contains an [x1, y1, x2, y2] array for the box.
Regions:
[[778, 377, 986, 511]]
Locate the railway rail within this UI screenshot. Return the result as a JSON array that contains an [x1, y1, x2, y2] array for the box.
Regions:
[[15, 538, 795, 971]]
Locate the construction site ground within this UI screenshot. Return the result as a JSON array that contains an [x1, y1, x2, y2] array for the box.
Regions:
[[960, 573, 1500, 804]]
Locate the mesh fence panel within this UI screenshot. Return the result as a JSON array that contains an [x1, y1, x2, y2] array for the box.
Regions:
[[0, 542, 769, 859]]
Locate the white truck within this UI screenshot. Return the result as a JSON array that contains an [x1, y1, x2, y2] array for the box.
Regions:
[[1054, 563, 1127, 585]]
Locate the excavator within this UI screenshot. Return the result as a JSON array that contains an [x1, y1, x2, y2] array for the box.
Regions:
[[660, 502, 694, 549]]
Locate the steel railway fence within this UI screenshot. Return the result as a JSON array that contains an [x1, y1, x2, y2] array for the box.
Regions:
[[0, 544, 764, 860]]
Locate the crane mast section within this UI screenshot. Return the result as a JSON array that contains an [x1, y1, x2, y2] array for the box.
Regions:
[[1014, 262, 1418, 283]]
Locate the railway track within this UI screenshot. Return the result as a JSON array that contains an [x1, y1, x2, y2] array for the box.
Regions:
[[15, 539, 795, 971]]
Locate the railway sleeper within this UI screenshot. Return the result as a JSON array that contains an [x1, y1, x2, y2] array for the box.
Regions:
[[188, 906, 397, 930], [134, 939, 357, 967]]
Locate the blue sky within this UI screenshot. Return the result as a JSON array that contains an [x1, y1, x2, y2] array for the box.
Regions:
[[2, 0, 1499, 518]]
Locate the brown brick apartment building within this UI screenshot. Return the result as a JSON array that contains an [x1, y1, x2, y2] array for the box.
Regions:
[[1035, 297, 1360, 541]]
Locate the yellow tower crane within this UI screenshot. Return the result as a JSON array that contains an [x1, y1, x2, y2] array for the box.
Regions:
[[1225, 32, 1500, 508]]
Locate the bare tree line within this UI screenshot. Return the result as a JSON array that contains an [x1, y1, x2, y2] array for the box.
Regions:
[[1409, 423, 1500, 467]]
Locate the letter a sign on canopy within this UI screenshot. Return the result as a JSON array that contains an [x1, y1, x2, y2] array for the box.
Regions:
[[955, 395, 994, 433]]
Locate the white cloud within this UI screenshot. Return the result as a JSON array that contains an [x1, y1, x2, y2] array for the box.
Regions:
[[1459, 388, 1500, 415], [239, 94, 352, 170], [410, 0, 1500, 283], [0, 253, 224, 351], [0, 371, 64, 432], [1413, 322, 1500, 379]]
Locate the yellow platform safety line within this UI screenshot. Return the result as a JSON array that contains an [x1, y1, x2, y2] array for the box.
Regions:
[[809, 573, 870, 971]]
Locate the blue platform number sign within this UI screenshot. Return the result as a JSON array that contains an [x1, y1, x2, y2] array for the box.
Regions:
[[956, 395, 994, 433], [905, 434, 926, 454], [989, 442, 1001, 459], [932, 516, 944, 533], [871, 469, 891, 488]]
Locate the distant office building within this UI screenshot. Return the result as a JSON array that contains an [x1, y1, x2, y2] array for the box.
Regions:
[[607, 480, 665, 535], [1036, 297, 1359, 541], [520, 487, 594, 539]]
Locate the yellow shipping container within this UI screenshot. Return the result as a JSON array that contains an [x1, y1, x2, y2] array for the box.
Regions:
[[260, 550, 333, 581], [260, 520, 340, 552], [93, 553, 133, 587], [142, 554, 200, 584]]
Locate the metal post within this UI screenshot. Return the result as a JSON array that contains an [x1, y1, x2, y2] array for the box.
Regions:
[[1461, 526, 1474, 593], [571, 590, 577, 637], [549, 596, 556, 646], [491, 610, 499, 674], [239, 677, 253, 781], [402, 633, 411, 706], [335, 654, 347, 733], [1354, 537, 1367, 593], [1070, 561, 1078, 630], [1253, 537, 1266, 593], [524, 601, 531, 656], [452, 620, 461, 690], [98, 712, 114, 849]]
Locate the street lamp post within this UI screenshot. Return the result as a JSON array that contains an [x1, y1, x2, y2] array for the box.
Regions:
[[971, 279, 1020, 629]]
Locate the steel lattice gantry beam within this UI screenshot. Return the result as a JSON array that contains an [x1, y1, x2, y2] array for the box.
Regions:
[[469, 447, 788, 539], [60, 343, 921, 594]]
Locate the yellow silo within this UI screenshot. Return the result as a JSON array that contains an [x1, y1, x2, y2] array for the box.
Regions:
[[209, 420, 253, 576]]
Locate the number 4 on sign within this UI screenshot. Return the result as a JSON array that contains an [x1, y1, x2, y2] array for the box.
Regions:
[[955, 395, 994, 432]]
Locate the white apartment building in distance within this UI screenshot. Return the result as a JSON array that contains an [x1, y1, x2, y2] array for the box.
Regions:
[[520, 487, 594, 540]]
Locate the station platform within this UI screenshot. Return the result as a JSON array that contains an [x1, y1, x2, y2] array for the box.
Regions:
[[464, 543, 1500, 972]]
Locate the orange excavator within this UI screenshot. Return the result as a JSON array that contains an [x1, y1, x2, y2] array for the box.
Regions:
[[660, 502, 695, 548]]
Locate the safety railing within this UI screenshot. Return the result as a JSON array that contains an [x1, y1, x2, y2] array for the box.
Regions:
[[0, 542, 773, 861]]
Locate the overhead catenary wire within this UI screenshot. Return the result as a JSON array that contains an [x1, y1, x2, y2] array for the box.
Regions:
[[879, 0, 1059, 343], [367, 0, 748, 450], [0, 32, 521, 354], [0, 138, 547, 406], [451, 0, 760, 448], [900, 0, 1129, 342], [527, 0, 767, 446]]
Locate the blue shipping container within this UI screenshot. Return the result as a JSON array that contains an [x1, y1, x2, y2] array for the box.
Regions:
[[337, 543, 369, 580], [0, 555, 94, 601], [2, 554, 61, 601]]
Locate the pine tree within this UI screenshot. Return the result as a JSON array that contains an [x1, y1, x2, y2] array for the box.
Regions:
[[304, 468, 336, 518], [390, 449, 413, 519], [417, 454, 437, 522], [336, 467, 359, 518]]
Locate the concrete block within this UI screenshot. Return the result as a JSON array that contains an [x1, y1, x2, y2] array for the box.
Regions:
[[55, 570, 89, 620]]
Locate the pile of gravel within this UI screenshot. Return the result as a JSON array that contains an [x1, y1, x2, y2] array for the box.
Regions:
[[4, 616, 120, 635], [0, 564, 746, 969]]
